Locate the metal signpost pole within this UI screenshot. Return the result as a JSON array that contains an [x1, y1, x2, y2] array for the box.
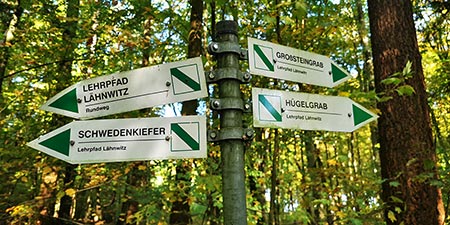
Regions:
[[208, 20, 248, 225]]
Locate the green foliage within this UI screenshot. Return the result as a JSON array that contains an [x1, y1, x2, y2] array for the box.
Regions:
[[379, 61, 416, 100]]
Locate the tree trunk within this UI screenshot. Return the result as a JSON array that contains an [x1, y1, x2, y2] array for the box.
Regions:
[[181, 0, 203, 116], [58, 0, 80, 223], [367, 0, 445, 224], [0, 1, 24, 95], [269, 129, 280, 225], [305, 131, 321, 225], [169, 1, 203, 224]]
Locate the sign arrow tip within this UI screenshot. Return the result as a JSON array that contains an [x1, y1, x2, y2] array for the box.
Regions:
[[331, 63, 351, 83], [352, 104, 375, 127]]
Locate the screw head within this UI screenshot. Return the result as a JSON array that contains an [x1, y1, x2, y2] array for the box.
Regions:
[[212, 43, 219, 51], [77, 98, 82, 103], [210, 131, 217, 139], [70, 140, 75, 146], [165, 136, 171, 141], [208, 72, 215, 79], [212, 100, 220, 108], [348, 113, 352, 117], [243, 72, 251, 80], [166, 81, 171, 87]]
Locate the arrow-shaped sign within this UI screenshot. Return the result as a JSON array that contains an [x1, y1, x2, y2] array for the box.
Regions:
[[42, 57, 207, 119], [252, 88, 378, 132], [27, 116, 206, 164], [248, 37, 352, 88]]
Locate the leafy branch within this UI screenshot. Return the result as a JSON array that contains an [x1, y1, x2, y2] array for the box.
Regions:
[[377, 61, 416, 102]]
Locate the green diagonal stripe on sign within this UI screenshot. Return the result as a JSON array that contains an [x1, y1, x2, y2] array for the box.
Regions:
[[170, 67, 201, 91], [171, 123, 199, 150], [259, 95, 282, 122], [254, 44, 274, 71]]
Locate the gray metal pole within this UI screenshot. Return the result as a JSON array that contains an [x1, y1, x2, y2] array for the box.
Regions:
[[209, 20, 247, 225]]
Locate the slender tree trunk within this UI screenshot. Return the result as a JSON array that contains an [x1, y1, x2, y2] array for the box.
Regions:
[[169, 1, 203, 224], [0, 1, 24, 95], [353, 0, 372, 92], [305, 131, 320, 225], [368, 0, 445, 224], [58, 0, 80, 223], [269, 129, 280, 225]]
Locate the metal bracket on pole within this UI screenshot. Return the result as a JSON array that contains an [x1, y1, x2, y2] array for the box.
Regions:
[[210, 98, 251, 113], [208, 128, 255, 142], [208, 41, 248, 60], [205, 68, 251, 84]]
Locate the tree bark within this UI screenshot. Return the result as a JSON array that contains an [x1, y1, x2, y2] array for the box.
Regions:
[[367, 0, 445, 224], [169, 1, 203, 224], [0, 1, 24, 95], [58, 0, 80, 223]]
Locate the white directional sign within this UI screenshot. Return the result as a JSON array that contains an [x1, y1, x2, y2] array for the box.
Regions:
[[42, 57, 207, 119], [27, 116, 206, 164], [248, 37, 352, 88], [252, 88, 378, 132]]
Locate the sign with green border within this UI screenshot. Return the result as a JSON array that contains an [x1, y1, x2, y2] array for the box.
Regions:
[[248, 37, 352, 88], [27, 116, 206, 164], [41, 57, 207, 119], [252, 88, 378, 132]]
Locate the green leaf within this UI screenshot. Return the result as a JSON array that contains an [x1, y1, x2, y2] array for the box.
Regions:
[[388, 210, 397, 222], [349, 218, 363, 225], [378, 96, 394, 102], [381, 77, 402, 85], [396, 85, 415, 96], [430, 180, 444, 187], [390, 196, 404, 203], [389, 181, 400, 187], [402, 61, 412, 77]]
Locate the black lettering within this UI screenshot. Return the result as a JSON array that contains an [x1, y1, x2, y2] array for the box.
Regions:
[[99, 81, 105, 89], [122, 77, 128, 85], [78, 131, 84, 138]]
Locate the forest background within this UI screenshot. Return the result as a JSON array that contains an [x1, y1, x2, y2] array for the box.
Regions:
[[0, 0, 449, 224]]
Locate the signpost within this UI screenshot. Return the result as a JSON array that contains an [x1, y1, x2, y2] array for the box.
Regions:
[[252, 88, 378, 132], [248, 37, 352, 88], [27, 116, 206, 164], [41, 57, 207, 119]]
